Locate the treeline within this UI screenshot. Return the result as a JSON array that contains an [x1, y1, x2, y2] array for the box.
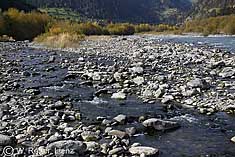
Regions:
[[0, 8, 50, 40], [0, 8, 178, 43], [183, 15, 235, 35], [35, 22, 179, 48]]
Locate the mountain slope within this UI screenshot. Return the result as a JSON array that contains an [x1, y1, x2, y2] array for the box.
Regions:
[[192, 0, 235, 18], [22, 0, 192, 24], [0, 0, 36, 12]]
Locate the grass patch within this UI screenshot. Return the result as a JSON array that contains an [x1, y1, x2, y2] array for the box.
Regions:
[[35, 32, 84, 48]]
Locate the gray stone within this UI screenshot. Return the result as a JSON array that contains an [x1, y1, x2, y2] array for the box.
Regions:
[[0, 134, 13, 146], [111, 92, 127, 100], [81, 131, 100, 141], [219, 67, 235, 78], [133, 76, 144, 85], [125, 127, 136, 136], [187, 78, 208, 89], [129, 146, 159, 156], [47, 140, 86, 156], [109, 147, 124, 155], [142, 118, 180, 131], [113, 114, 127, 124], [108, 130, 127, 139], [130, 66, 144, 74], [231, 136, 235, 143], [161, 95, 174, 104]]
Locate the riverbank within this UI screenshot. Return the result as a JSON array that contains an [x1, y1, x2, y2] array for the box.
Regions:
[[0, 36, 235, 156]]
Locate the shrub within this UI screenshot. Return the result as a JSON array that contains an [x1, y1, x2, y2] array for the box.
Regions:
[[135, 24, 152, 33], [155, 24, 177, 32], [0, 14, 6, 35], [77, 22, 107, 35], [0, 35, 15, 42], [3, 8, 51, 40], [183, 15, 235, 35], [106, 23, 135, 35]]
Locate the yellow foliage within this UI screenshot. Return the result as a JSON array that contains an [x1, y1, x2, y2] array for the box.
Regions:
[[183, 15, 235, 35], [135, 24, 153, 33], [3, 8, 51, 40], [0, 14, 5, 34], [107, 23, 135, 35], [155, 24, 177, 32]]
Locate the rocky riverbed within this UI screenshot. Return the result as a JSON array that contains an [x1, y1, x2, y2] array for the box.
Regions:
[[0, 36, 235, 157]]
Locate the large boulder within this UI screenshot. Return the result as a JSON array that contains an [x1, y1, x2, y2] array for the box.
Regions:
[[142, 118, 180, 131]]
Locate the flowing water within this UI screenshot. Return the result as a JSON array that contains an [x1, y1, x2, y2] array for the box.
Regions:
[[152, 35, 235, 53]]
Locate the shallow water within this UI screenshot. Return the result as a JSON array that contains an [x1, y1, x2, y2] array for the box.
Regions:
[[150, 35, 235, 53]]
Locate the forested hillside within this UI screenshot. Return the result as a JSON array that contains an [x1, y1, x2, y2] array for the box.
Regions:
[[0, 0, 35, 12], [22, 0, 192, 24], [192, 0, 235, 18]]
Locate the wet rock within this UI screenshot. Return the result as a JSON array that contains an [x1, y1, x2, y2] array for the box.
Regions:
[[81, 131, 100, 141], [161, 95, 174, 104], [133, 76, 145, 85], [91, 72, 101, 81], [109, 147, 124, 155], [111, 92, 127, 100], [84, 141, 100, 152], [48, 56, 55, 63], [219, 67, 235, 78], [210, 60, 225, 69], [114, 72, 122, 81], [187, 78, 209, 89], [108, 130, 127, 139], [102, 119, 112, 126], [130, 66, 144, 74], [47, 140, 86, 156], [125, 127, 136, 136], [0, 122, 8, 131], [26, 126, 37, 136], [26, 88, 40, 95], [142, 89, 154, 98], [0, 134, 14, 146], [113, 114, 127, 124], [155, 88, 165, 98], [94, 89, 109, 97], [142, 118, 180, 131], [48, 133, 63, 143], [129, 146, 159, 156], [231, 136, 235, 143], [49, 101, 66, 110], [22, 71, 30, 77], [225, 105, 235, 111]]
